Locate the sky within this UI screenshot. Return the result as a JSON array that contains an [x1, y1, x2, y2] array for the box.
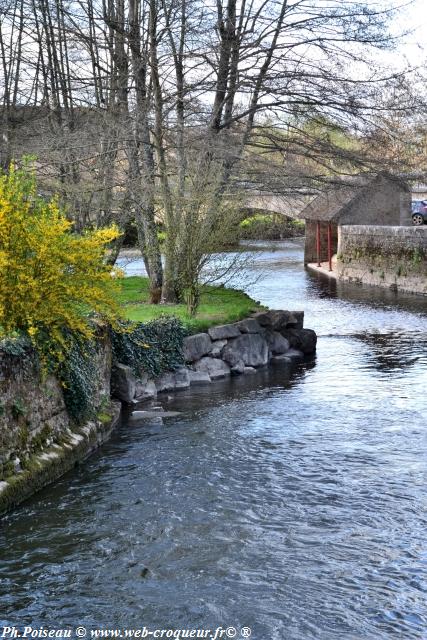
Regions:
[[391, 0, 427, 67]]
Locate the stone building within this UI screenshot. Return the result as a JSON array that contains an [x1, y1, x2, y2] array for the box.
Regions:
[[299, 172, 411, 268]]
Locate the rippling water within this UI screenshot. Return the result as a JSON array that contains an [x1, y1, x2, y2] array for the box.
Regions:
[[1, 239, 426, 639]]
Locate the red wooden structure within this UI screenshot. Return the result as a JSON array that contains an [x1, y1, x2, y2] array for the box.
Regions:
[[316, 221, 333, 271], [327, 222, 332, 271], [316, 222, 321, 266]]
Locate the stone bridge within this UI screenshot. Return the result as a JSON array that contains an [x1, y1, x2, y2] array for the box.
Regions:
[[239, 190, 310, 219]]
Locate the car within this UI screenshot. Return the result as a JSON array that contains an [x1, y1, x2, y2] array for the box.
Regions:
[[411, 200, 427, 225]]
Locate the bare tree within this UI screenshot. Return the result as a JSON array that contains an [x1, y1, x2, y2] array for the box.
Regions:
[[0, 0, 421, 312]]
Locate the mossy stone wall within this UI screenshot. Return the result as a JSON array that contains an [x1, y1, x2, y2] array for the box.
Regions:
[[337, 225, 427, 294], [0, 326, 120, 514]]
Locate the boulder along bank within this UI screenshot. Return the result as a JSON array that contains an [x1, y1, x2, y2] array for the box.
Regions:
[[111, 310, 317, 404]]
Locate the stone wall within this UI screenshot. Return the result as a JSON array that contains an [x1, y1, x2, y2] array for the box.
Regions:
[[0, 327, 121, 515], [338, 175, 411, 227], [336, 225, 427, 294], [111, 310, 317, 404], [303, 175, 412, 265]]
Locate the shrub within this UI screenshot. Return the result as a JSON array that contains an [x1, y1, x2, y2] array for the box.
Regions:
[[111, 317, 186, 379], [0, 164, 121, 346], [239, 214, 304, 239]]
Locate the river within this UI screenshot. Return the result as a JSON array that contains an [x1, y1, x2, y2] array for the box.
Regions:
[[1, 239, 426, 639]]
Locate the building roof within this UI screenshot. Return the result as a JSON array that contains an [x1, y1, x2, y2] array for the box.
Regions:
[[299, 172, 408, 222]]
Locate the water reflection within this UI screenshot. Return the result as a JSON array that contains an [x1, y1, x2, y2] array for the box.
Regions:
[[354, 332, 427, 374]]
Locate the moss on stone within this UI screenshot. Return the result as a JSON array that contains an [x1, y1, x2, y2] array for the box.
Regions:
[[17, 424, 30, 449], [29, 425, 52, 454], [0, 460, 16, 480], [0, 403, 121, 516], [11, 398, 27, 420]]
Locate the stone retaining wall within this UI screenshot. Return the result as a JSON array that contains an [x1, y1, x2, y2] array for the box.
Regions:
[[0, 328, 121, 515], [337, 225, 427, 295]]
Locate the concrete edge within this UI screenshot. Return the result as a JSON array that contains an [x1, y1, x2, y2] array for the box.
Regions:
[[306, 262, 426, 296], [306, 263, 338, 279]]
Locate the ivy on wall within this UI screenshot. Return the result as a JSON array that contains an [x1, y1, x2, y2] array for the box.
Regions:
[[110, 317, 185, 379], [53, 316, 187, 424], [0, 317, 186, 430], [59, 333, 98, 424]]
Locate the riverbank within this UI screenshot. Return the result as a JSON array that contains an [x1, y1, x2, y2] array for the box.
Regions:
[[239, 214, 305, 240], [305, 226, 427, 296], [0, 324, 121, 515], [117, 276, 264, 331], [0, 287, 316, 515], [111, 309, 316, 404]]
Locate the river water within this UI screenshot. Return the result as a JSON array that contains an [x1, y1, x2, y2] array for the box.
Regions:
[[1, 239, 426, 639]]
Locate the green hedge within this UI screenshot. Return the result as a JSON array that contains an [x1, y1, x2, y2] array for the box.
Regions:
[[239, 214, 304, 240]]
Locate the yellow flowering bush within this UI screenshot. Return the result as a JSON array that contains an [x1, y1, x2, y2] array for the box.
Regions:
[[0, 165, 122, 343]]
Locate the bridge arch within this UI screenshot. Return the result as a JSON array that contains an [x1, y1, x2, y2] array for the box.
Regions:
[[240, 192, 309, 220]]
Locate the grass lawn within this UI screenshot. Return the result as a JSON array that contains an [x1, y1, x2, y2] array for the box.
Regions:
[[116, 276, 265, 333]]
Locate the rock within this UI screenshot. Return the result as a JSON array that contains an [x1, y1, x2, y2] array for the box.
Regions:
[[111, 363, 136, 403], [264, 330, 290, 355], [236, 318, 263, 333], [194, 357, 231, 379], [231, 360, 245, 375], [137, 381, 157, 401], [220, 344, 241, 367], [283, 348, 304, 361], [183, 333, 212, 363], [174, 368, 191, 389], [283, 328, 317, 354], [208, 324, 241, 341], [298, 328, 317, 353], [252, 310, 298, 332], [243, 366, 257, 374], [188, 370, 212, 385], [222, 333, 269, 368], [155, 368, 190, 393], [155, 372, 176, 393], [210, 339, 227, 357], [129, 410, 181, 422], [270, 355, 292, 365], [292, 311, 305, 330], [135, 375, 157, 401]]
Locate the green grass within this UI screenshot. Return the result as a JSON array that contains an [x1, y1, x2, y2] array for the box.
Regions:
[[116, 276, 264, 333]]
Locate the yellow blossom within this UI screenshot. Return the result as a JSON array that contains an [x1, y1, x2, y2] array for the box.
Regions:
[[0, 164, 123, 342]]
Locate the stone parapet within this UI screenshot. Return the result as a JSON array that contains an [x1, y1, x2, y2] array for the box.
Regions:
[[0, 327, 120, 515]]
